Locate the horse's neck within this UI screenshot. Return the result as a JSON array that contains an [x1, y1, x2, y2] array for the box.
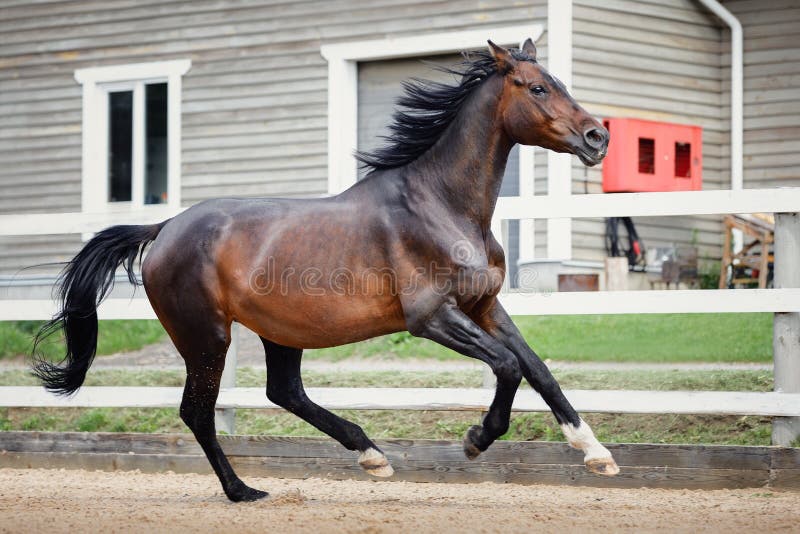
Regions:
[[406, 76, 513, 232]]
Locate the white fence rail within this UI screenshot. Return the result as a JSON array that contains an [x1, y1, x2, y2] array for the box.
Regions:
[[2, 288, 800, 322], [2, 386, 799, 417], [1, 187, 798, 443]]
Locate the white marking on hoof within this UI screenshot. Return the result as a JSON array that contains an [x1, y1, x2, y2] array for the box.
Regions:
[[365, 463, 395, 477], [586, 457, 620, 476], [359, 448, 394, 478], [561, 419, 619, 476]]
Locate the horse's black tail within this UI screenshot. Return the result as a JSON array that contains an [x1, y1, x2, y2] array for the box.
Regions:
[[32, 222, 168, 395]]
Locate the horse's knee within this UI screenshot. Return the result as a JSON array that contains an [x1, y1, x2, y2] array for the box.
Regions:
[[495, 357, 522, 385], [266, 383, 304, 412]]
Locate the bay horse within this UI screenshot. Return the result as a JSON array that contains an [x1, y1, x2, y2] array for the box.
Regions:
[[33, 39, 617, 501]]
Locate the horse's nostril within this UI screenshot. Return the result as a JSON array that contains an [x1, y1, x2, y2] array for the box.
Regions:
[[584, 127, 608, 148]]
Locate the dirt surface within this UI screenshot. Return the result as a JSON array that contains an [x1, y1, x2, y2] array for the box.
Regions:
[[0, 469, 798, 533]]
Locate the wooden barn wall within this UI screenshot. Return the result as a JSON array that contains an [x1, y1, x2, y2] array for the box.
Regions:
[[723, 0, 800, 189], [0, 0, 546, 275], [569, 0, 726, 266]]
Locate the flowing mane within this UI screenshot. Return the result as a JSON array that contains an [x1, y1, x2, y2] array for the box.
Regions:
[[355, 48, 535, 172]]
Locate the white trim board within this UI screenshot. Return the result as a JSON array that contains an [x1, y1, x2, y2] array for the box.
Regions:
[[75, 59, 191, 84], [320, 25, 544, 261], [1, 188, 796, 237], [320, 26, 544, 64], [493, 188, 800, 220]]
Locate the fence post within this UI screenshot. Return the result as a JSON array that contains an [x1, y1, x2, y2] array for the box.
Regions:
[[772, 212, 800, 446], [215, 322, 239, 435]]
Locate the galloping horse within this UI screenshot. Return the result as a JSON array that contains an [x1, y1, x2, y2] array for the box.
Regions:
[[34, 39, 617, 501]]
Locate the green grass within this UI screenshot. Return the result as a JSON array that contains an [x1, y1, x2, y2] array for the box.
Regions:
[[305, 313, 773, 363], [0, 368, 780, 446], [1, 313, 772, 363], [0, 407, 774, 447], [0, 320, 166, 361], [513, 314, 773, 363]]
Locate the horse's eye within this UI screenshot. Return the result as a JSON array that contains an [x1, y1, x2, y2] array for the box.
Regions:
[[530, 85, 546, 95]]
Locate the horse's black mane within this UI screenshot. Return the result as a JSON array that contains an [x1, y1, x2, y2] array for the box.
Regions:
[[355, 48, 535, 172]]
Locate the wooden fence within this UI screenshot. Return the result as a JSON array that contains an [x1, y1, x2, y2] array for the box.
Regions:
[[1, 188, 799, 444], [2, 431, 799, 490]]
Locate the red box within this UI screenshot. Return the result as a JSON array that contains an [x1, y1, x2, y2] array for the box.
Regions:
[[601, 118, 702, 193]]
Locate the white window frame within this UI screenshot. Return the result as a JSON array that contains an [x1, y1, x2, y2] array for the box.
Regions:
[[74, 59, 191, 215], [321, 25, 543, 261]]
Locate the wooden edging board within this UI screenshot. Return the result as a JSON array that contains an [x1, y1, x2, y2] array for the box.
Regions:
[[0, 432, 797, 491]]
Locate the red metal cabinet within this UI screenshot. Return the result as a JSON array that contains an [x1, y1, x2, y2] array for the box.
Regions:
[[601, 118, 702, 193]]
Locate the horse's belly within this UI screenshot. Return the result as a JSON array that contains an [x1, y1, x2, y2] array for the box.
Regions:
[[234, 292, 406, 349]]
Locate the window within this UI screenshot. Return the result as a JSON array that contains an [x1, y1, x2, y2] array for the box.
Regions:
[[638, 138, 655, 174], [74, 60, 190, 213], [105, 82, 169, 205], [108, 90, 133, 202], [675, 142, 692, 178]]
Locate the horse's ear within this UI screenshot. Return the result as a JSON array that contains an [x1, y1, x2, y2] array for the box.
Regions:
[[487, 40, 517, 73], [522, 38, 537, 60]]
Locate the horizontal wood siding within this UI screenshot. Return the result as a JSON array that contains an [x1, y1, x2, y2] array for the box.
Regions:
[[723, 0, 800, 188], [0, 0, 546, 274], [570, 0, 725, 266], [4, 1, 792, 277]]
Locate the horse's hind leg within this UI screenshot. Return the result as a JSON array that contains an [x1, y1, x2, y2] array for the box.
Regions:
[[168, 318, 267, 501], [261, 338, 393, 477]]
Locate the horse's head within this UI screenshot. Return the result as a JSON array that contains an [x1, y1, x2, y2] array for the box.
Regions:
[[489, 39, 608, 166]]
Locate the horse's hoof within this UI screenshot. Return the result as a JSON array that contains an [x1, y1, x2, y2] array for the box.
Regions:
[[226, 480, 270, 502], [585, 457, 620, 476], [463, 425, 484, 460], [359, 448, 394, 478]]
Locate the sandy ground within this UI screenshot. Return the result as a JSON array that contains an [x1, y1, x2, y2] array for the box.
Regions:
[[0, 469, 798, 533]]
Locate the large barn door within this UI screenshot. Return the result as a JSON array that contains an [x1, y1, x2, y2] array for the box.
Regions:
[[357, 55, 521, 286]]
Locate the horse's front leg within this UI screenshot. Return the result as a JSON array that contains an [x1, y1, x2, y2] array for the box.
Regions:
[[407, 300, 523, 459], [477, 300, 619, 476]]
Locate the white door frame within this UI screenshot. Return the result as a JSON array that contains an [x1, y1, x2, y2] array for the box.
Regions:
[[546, 0, 573, 260]]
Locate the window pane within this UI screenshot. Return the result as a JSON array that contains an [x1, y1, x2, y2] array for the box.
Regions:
[[638, 137, 655, 174], [675, 142, 692, 178], [108, 91, 133, 202], [145, 83, 168, 205]]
